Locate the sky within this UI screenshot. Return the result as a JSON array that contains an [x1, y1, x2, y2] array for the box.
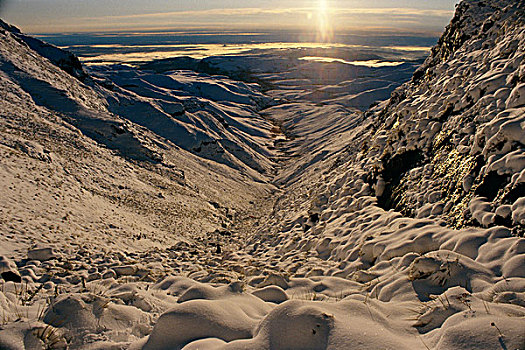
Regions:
[[0, 0, 460, 34]]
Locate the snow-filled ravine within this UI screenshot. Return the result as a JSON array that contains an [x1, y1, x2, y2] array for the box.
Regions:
[[0, 1, 524, 349]]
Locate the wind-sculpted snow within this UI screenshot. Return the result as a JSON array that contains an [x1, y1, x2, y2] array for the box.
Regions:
[[361, 0, 525, 234], [90, 65, 275, 177], [1, 1, 525, 349]]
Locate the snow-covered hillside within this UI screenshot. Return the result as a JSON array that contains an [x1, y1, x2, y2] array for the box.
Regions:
[[363, 0, 525, 233], [0, 0, 524, 349], [140, 47, 424, 111]]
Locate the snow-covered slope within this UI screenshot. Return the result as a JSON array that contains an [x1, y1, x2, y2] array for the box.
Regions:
[[362, 0, 525, 233], [0, 20, 280, 347], [89, 65, 276, 178], [140, 47, 424, 111], [0, 1, 524, 349], [0, 19, 87, 81], [243, 1, 525, 349]]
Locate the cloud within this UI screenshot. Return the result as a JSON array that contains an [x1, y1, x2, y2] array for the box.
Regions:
[[6, 3, 454, 33], [85, 7, 307, 21], [79, 7, 452, 35], [86, 7, 453, 22], [0, 0, 7, 15], [333, 8, 453, 17]]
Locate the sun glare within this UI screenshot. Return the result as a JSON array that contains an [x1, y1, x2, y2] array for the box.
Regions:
[[316, 0, 333, 42], [319, 0, 328, 13]]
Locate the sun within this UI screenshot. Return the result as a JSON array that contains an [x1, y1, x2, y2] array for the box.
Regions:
[[316, 0, 333, 42], [319, 0, 328, 14]]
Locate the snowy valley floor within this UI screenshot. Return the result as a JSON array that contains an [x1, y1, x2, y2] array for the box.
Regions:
[[1, 76, 524, 349]]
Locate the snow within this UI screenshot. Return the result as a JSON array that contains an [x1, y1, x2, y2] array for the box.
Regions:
[[298, 57, 405, 67], [139, 47, 424, 111], [27, 248, 57, 262], [0, 0, 524, 349]]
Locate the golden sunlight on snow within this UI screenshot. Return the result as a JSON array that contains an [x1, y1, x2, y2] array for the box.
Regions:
[[298, 56, 405, 67]]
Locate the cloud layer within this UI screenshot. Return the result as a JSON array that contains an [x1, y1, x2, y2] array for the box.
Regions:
[[2, 1, 456, 34]]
